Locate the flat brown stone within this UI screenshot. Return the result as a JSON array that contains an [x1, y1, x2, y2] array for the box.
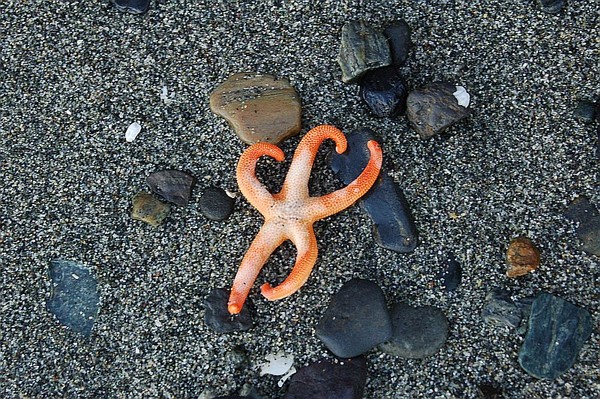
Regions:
[[209, 72, 302, 144], [506, 237, 541, 277]]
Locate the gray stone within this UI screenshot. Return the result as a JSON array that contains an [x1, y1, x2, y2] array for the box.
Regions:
[[573, 100, 598, 123], [564, 196, 599, 224], [576, 216, 600, 256], [204, 288, 253, 333], [482, 290, 522, 329], [519, 293, 593, 379], [538, 0, 564, 14], [112, 0, 150, 14], [198, 186, 235, 221], [147, 170, 196, 206]]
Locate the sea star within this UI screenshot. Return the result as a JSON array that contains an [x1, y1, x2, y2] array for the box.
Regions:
[[228, 124, 383, 314]]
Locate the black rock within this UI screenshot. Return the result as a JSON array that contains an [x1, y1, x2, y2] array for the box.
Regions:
[[481, 290, 522, 329], [337, 20, 391, 83], [477, 384, 503, 399], [564, 197, 600, 256], [204, 288, 252, 333], [113, 0, 150, 14], [406, 82, 471, 139], [380, 303, 449, 358], [564, 196, 599, 223], [519, 292, 593, 379], [316, 279, 392, 358], [438, 252, 462, 291], [46, 260, 100, 336], [538, 0, 564, 14], [383, 19, 412, 66], [147, 170, 196, 206], [359, 66, 408, 118], [199, 186, 235, 221], [573, 100, 598, 123], [284, 356, 367, 399], [329, 128, 418, 252]]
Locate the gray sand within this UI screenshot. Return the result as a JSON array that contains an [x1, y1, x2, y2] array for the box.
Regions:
[[1, 1, 598, 398]]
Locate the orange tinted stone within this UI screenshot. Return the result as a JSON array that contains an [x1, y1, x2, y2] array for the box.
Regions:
[[506, 237, 541, 277]]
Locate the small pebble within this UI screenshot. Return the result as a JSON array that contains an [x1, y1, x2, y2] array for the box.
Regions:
[[198, 186, 235, 221], [477, 384, 503, 399], [564, 196, 599, 223], [481, 289, 522, 329], [519, 292, 592, 379], [383, 19, 412, 67], [537, 0, 564, 14], [125, 121, 141, 142], [316, 279, 392, 358], [438, 252, 462, 291], [575, 216, 600, 256], [506, 237, 540, 277], [204, 288, 253, 333], [131, 192, 170, 227], [112, 0, 150, 14], [147, 170, 196, 206], [359, 66, 408, 117], [380, 303, 449, 359], [573, 100, 598, 123]]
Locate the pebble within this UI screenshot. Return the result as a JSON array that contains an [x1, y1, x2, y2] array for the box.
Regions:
[[209, 72, 302, 144], [438, 252, 462, 291], [329, 128, 418, 252], [125, 121, 141, 142], [284, 356, 367, 399], [519, 292, 592, 379], [481, 290, 522, 329], [477, 384, 503, 399], [316, 279, 392, 358], [565, 196, 600, 256], [537, 0, 564, 14], [406, 82, 471, 139], [359, 66, 408, 117], [204, 288, 253, 333], [383, 19, 412, 67], [379, 303, 449, 359], [564, 196, 599, 223], [112, 0, 150, 14], [198, 186, 235, 221], [337, 20, 391, 83], [146, 170, 196, 206], [46, 260, 100, 336], [506, 236, 540, 277], [131, 192, 170, 227], [573, 100, 597, 123]]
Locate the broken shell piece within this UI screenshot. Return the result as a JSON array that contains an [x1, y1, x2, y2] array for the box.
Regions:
[[259, 351, 296, 387], [125, 122, 142, 142], [453, 86, 470, 107]]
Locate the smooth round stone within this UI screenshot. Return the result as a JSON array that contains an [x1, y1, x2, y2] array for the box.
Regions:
[[316, 279, 392, 358], [359, 66, 408, 117], [383, 19, 412, 67], [198, 187, 235, 221], [406, 82, 471, 139], [210, 72, 302, 144], [131, 192, 170, 227], [538, 0, 564, 14], [204, 288, 252, 333], [519, 292, 592, 379], [112, 0, 150, 14], [284, 356, 367, 399], [506, 237, 540, 277], [147, 170, 196, 207], [380, 303, 449, 359], [337, 20, 391, 83], [481, 290, 522, 329]]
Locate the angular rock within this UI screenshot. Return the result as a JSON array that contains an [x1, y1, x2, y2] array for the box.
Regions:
[[198, 186, 235, 221], [383, 19, 412, 67], [204, 288, 252, 333], [406, 82, 471, 139], [329, 128, 417, 252], [519, 292, 592, 379], [131, 192, 170, 227], [210, 72, 302, 144], [359, 66, 408, 117], [316, 279, 392, 358], [284, 356, 367, 399], [337, 20, 391, 83], [438, 252, 462, 292], [506, 237, 541, 277], [147, 170, 196, 206], [576, 216, 600, 256], [47, 260, 100, 336], [573, 100, 597, 123], [538, 0, 564, 14], [380, 303, 449, 359], [481, 290, 522, 329], [112, 0, 150, 14]]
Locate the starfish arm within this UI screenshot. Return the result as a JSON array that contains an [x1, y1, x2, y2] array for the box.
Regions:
[[228, 222, 286, 314], [310, 140, 383, 220], [260, 223, 318, 301], [281, 125, 347, 198], [237, 143, 285, 215]]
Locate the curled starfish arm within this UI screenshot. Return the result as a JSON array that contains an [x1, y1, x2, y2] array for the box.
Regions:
[[228, 222, 286, 314], [311, 140, 383, 220], [260, 224, 318, 301], [236, 143, 285, 215]]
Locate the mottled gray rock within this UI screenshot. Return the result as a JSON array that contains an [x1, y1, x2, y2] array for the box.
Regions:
[[383, 19, 412, 66], [112, 0, 150, 14], [482, 290, 522, 329], [199, 186, 235, 221], [204, 288, 252, 333], [359, 66, 408, 117], [147, 170, 196, 206], [337, 20, 391, 83], [519, 293, 592, 379], [538, 0, 564, 14]]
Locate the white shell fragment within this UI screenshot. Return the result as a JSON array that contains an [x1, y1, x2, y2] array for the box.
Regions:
[[259, 351, 296, 386], [125, 122, 142, 142], [453, 86, 470, 107]]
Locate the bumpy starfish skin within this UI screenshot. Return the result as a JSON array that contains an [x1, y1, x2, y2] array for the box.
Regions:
[[228, 124, 382, 314]]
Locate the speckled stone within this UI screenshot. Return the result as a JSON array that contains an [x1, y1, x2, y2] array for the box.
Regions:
[[198, 186, 235, 221], [506, 237, 540, 277], [359, 66, 408, 117], [209, 72, 302, 144], [538, 0, 564, 14], [112, 0, 150, 14], [147, 170, 196, 206], [131, 192, 170, 227], [482, 290, 522, 329], [204, 288, 253, 333]]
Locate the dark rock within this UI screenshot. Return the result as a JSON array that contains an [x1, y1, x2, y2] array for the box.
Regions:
[[406, 82, 471, 139], [204, 288, 252, 333], [359, 66, 408, 117], [519, 292, 593, 379], [506, 236, 540, 278], [225, 345, 249, 370], [199, 186, 235, 221], [576, 216, 600, 256], [573, 100, 597, 123], [564, 196, 599, 223], [131, 192, 170, 227], [477, 384, 503, 399], [383, 19, 412, 66], [438, 252, 462, 291], [329, 128, 418, 252], [481, 290, 522, 329], [147, 170, 196, 206], [112, 0, 150, 14], [284, 356, 367, 399], [46, 260, 100, 336], [316, 279, 392, 358], [538, 0, 564, 14], [337, 20, 391, 83], [380, 303, 449, 358]]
